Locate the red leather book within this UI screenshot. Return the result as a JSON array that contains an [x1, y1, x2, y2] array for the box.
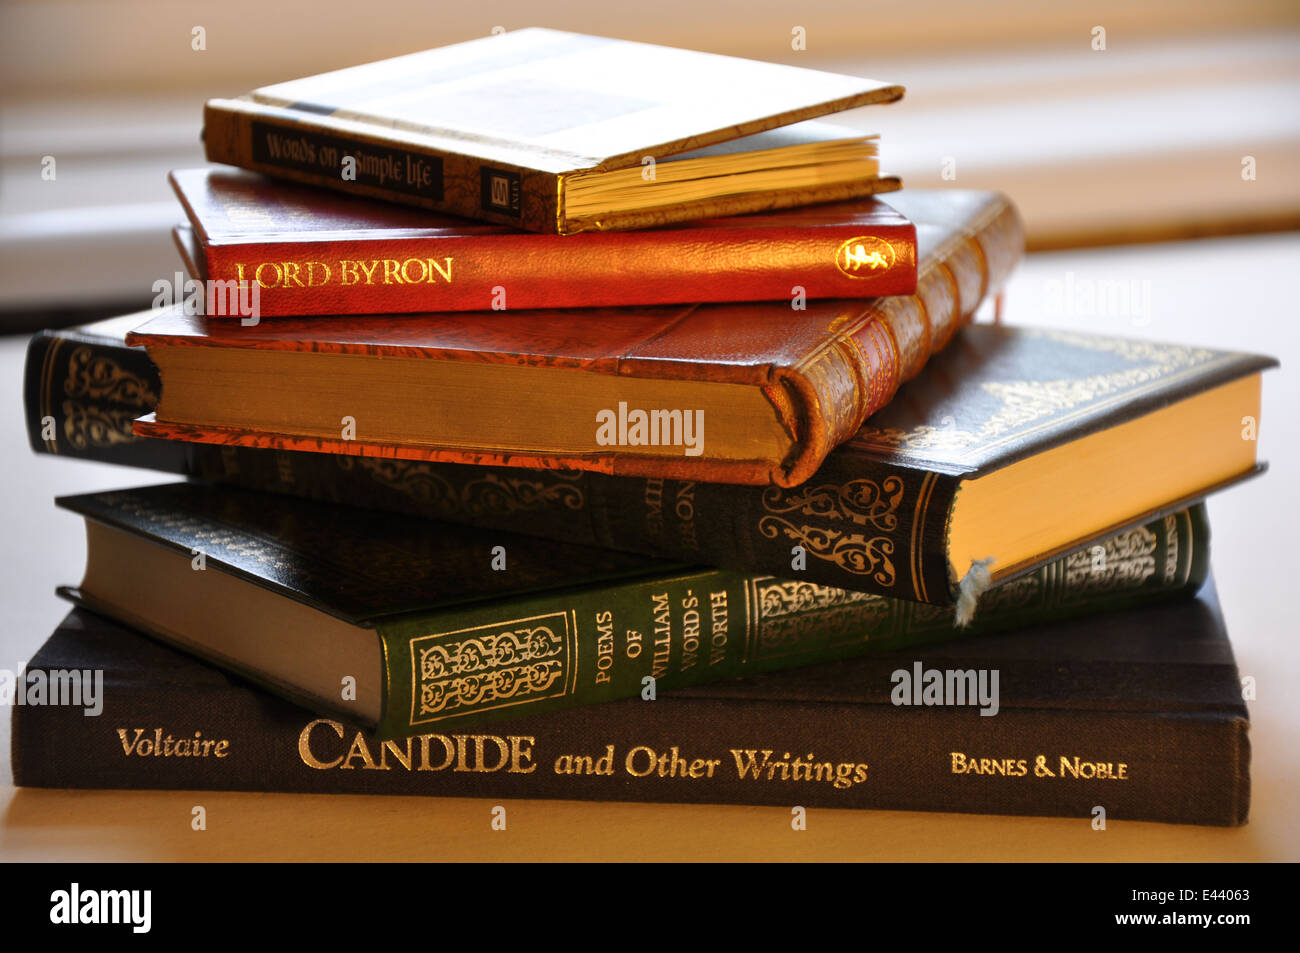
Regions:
[[131, 189, 1022, 487], [170, 168, 918, 316]]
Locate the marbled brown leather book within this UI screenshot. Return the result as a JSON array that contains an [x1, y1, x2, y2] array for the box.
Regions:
[[129, 189, 1022, 488]]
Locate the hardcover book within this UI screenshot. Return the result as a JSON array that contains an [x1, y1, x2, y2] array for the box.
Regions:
[[202, 28, 904, 233], [226, 325, 1269, 618], [55, 482, 1206, 739], [26, 316, 1271, 611], [14, 580, 1248, 826], [170, 168, 919, 315], [129, 189, 1023, 489]]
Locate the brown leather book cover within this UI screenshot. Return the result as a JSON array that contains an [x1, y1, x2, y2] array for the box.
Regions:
[[129, 190, 1023, 487], [170, 168, 918, 315], [202, 28, 903, 233]]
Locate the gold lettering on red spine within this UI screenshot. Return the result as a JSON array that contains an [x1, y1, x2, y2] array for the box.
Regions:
[[234, 261, 332, 287], [427, 258, 453, 282], [253, 262, 282, 288], [275, 258, 454, 287], [400, 258, 426, 283]]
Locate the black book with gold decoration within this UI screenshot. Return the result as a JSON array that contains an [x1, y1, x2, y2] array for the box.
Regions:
[[24, 320, 1276, 620]]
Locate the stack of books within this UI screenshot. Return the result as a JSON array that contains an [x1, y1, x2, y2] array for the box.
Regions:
[[16, 29, 1275, 827]]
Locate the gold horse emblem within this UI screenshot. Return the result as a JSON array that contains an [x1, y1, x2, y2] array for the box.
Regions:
[[836, 236, 896, 278]]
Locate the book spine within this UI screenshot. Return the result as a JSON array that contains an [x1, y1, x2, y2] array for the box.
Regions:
[[210, 445, 965, 605], [22, 329, 192, 474], [208, 448, 965, 602], [780, 194, 1025, 486], [195, 456, 1212, 612], [196, 223, 918, 316], [13, 648, 1246, 825], [203, 100, 564, 234], [375, 504, 1206, 737]]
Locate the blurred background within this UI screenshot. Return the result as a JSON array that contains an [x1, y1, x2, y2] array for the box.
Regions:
[[2, 0, 1298, 324]]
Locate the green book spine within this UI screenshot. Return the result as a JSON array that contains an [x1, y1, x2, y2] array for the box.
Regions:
[[373, 505, 1207, 737]]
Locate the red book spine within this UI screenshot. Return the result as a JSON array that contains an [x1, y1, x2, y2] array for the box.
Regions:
[[199, 223, 917, 316]]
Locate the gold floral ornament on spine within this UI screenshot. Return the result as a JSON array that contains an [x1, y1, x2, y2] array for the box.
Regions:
[[344, 458, 585, 514], [65, 346, 157, 406], [757, 476, 904, 584], [58, 346, 159, 449], [748, 577, 886, 660], [410, 612, 573, 724]]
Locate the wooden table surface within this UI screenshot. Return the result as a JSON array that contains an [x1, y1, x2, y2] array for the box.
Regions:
[[1, 232, 1297, 861]]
